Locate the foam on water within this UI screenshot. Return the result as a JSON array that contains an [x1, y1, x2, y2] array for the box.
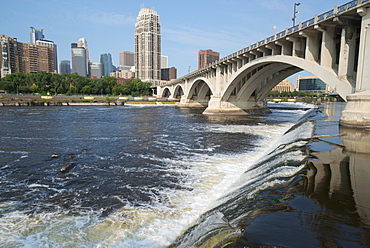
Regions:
[[0, 103, 317, 247]]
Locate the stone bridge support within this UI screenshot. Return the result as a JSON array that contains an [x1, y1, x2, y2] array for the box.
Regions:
[[340, 7, 370, 128]]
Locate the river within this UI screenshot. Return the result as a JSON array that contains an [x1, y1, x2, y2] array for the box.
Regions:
[[0, 102, 369, 247]]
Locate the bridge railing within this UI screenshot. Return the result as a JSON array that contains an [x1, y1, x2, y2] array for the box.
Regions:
[[163, 0, 369, 86]]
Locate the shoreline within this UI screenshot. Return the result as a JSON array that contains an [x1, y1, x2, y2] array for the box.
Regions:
[[0, 95, 336, 107], [0, 95, 179, 106]]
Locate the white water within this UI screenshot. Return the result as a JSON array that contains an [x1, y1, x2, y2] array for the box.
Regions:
[[0, 104, 316, 248]]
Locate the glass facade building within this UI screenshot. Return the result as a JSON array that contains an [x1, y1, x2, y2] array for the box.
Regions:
[[71, 46, 87, 77], [100, 53, 114, 77], [30, 27, 44, 44], [59, 60, 71, 74], [297, 76, 327, 92]]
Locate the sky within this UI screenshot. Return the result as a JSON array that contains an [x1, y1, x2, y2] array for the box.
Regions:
[[2, 0, 345, 81]]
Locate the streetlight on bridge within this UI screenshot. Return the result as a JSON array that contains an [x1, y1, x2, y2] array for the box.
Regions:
[[292, 3, 301, 26]]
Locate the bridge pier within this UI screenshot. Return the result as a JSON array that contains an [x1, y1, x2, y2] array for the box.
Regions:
[[203, 95, 270, 115], [340, 7, 370, 128], [340, 90, 370, 128], [178, 95, 207, 108]]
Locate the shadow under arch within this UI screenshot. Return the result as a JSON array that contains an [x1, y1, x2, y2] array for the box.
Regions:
[[173, 85, 184, 99], [221, 55, 354, 104], [161, 87, 171, 98], [184, 78, 213, 108]]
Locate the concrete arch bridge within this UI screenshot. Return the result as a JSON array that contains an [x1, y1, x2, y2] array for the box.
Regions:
[[158, 0, 370, 127]]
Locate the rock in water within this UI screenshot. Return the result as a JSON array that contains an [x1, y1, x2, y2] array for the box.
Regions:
[[60, 163, 75, 173], [51, 153, 59, 158]]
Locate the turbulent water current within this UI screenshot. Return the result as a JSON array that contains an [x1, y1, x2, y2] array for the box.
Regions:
[[0, 103, 368, 248]]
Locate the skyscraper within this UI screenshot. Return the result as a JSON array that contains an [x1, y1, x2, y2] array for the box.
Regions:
[[119, 51, 134, 68], [90, 62, 103, 78], [0, 34, 55, 77], [161, 67, 177, 81], [135, 8, 161, 85], [30, 27, 44, 44], [100, 53, 114, 76], [36, 39, 58, 73], [198, 49, 220, 69], [161, 55, 168, 69], [0, 35, 19, 78], [30, 27, 58, 72], [77, 38, 90, 76], [71, 45, 87, 77], [77, 38, 89, 61], [59, 60, 71, 74]]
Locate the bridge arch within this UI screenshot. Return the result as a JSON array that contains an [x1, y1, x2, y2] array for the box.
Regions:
[[161, 87, 171, 98], [221, 55, 354, 104], [173, 85, 184, 99], [183, 77, 213, 107]]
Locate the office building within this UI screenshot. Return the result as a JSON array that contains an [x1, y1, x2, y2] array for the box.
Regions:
[[110, 70, 135, 79], [36, 39, 58, 73], [296, 76, 328, 92], [272, 80, 295, 92], [161, 67, 177, 81], [135, 8, 161, 85], [30, 27, 58, 72], [77, 38, 89, 60], [119, 51, 134, 67], [0, 35, 19, 77], [198, 49, 220, 69], [161, 55, 168, 69], [77, 38, 90, 76], [59, 60, 71, 74], [71, 45, 87, 77], [100, 53, 114, 76], [90, 62, 103, 78], [30, 27, 44, 44], [0, 34, 55, 77]]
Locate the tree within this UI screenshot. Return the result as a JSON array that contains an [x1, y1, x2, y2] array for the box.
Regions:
[[0, 72, 26, 93], [131, 78, 152, 96], [81, 85, 92, 95], [30, 84, 39, 93], [66, 86, 78, 96]]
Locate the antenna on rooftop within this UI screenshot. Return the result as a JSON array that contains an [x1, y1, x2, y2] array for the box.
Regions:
[[140, 3, 144, 9]]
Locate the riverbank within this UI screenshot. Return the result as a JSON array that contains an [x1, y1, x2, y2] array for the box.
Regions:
[[0, 95, 180, 106]]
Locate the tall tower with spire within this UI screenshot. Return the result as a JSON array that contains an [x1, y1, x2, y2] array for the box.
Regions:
[[30, 27, 44, 44], [77, 38, 90, 77], [135, 8, 161, 85]]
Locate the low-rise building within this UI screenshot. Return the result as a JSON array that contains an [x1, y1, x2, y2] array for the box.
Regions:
[[272, 80, 295, 92], [296, 75, 334, 92], [110, 70, 135, 79]]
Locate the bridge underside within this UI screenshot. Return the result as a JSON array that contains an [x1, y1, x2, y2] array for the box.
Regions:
[[178, 80, 212, 108], [204, 61, 303, 115]]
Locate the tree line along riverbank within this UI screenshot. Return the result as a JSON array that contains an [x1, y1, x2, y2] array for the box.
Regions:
[[0, 71, 152, 96], [0, 95, 179, 106]]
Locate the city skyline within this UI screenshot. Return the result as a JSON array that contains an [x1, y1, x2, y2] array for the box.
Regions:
[[2, 0, 341, 79]]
